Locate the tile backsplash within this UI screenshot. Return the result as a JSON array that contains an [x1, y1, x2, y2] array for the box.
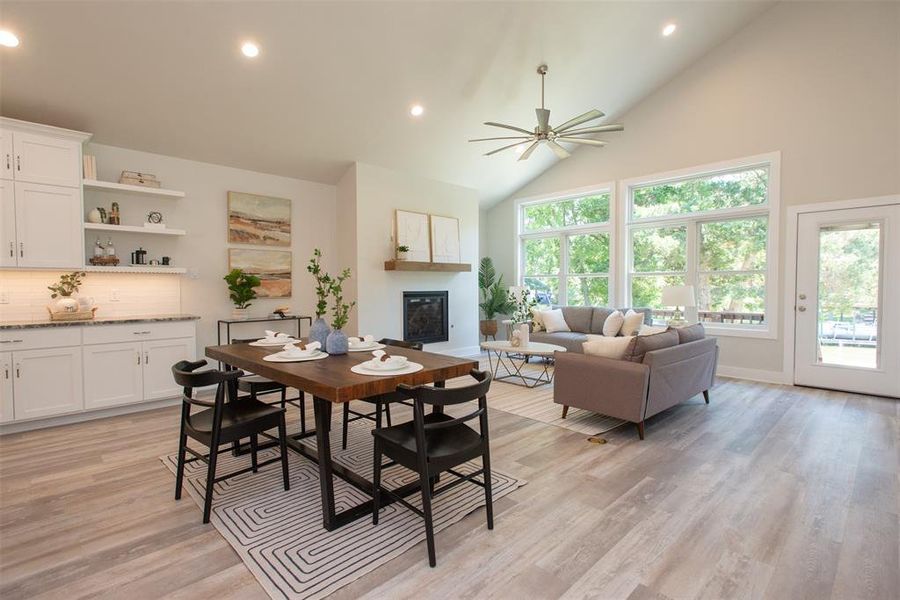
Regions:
[[0, 271, 181, 322]]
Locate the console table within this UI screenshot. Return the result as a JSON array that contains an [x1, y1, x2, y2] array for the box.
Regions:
[[216, 315, 312, 345]]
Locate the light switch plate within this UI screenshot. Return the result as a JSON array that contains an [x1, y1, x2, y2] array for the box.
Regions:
[[0, 291, 9, 304], [110, 289, 120, 302]]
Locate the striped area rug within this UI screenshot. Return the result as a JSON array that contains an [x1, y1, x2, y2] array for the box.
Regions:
[[160, 418, 525, 600]]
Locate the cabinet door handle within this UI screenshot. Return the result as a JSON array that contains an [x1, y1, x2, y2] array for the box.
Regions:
[[4, 153, 8, 170], [16, 155, 20, 171], [4, 366, 8, 379], [144, 352, 149, 364], [19, 242, 23, 258], [8, 241, 12, 258], [15, 364, 20, 378], [136, 352, 141, 365]]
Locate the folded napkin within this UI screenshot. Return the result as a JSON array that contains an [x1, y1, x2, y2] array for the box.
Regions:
[[283, 341, 321, 356], [349, 334, 375, 346], [265, 330, 291, 340]]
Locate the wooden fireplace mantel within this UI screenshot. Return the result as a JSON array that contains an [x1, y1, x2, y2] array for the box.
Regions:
[[384, 260, 471, 272]]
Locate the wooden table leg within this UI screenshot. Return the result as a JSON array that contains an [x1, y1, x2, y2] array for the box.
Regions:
[[313, 396, 337, 530]]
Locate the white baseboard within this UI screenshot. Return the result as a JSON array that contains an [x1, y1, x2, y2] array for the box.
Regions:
[[0, 397, 181, 435], [716, 365, 791, 385], [438, 345, 482, 358]]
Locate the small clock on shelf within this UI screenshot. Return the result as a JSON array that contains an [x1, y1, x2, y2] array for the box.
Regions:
[[144, 211, 165, 230]]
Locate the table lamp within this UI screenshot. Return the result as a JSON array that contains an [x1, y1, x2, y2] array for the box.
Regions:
[[661, 285, 695, 327]]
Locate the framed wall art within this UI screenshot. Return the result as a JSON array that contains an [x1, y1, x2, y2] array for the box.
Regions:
[[228, 191, 291, 247], [430, 214, 461, 263], [228, 248, 292, 298], [394, 209, 431, 262]]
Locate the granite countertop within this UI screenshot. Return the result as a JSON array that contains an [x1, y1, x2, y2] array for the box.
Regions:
[[0, 314, 200, 330]]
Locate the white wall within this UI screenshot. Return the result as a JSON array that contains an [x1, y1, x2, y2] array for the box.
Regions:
[[339, 162, 480, 355], [486, 1, 900, 379], [83, 143, 337, 352]]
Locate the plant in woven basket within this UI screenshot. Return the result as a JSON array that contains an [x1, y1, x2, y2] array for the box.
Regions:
[[48, 271, 86, 298], [329, 267, 356, 330], [224, 268, 260, 309]]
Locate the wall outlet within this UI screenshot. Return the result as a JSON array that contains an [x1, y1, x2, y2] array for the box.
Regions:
[[187, 268, 200, 280], [110, 289, 120, 302], [0, 291, 9, 304]]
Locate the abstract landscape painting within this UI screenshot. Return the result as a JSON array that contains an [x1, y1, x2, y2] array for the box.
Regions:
[[228, 191, 291, 246], [228, 249, 292, 298]]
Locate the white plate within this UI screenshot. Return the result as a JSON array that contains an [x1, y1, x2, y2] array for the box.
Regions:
[[263, 350, 329, 363], [362, 358, 411, 372], [351, 361, 424, 376], [347, 343, 386, 352], [250, 338, 298, 347]]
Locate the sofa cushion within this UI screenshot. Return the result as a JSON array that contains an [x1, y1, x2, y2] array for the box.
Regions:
[[676, 323, 706, 344], [620, 309, 644, 336], [589, 307, 614, 334], [638, 324, 669, 336], [583, 335, 635, 359], [602, 310, 625, 336], [560, 306, 594, 333], [530, 331, 588, 353], [622, 329, 679, 362], [542, 309, 571, 333], [531, 307, 547, 332]]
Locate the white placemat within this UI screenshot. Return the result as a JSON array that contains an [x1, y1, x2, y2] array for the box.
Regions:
[[263, 350, 329, 363], [347, 343, 386, 352], [350, 361, 423, 376], [250, 338, 299, 347]]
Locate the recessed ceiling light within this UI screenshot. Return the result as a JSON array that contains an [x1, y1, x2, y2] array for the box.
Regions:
[[410, 104, 424, 117], [241, 41, 259, 58], [662, 23, 677, 37], [0, 30, 19, 48]]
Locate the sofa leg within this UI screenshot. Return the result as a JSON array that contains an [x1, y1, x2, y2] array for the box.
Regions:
[[561, 405, 569, 419], [703, 390, 710, 404], [636, 421, 645, 440]]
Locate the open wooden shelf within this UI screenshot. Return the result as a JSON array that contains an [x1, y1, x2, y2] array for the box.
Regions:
[[84, 223, 186, 236], [83, 179, 185, 199], [83, 265, 187, 274], [384, 260, 471, 272]]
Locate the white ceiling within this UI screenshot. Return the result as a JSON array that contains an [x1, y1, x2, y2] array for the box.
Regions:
[[0, 1, 772, 206]]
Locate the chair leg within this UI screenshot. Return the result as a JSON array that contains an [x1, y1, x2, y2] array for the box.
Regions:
[[250, 434, 259, 473], [703, 389, 710, 404], [385, 402, 392, 427], [281, 387, 286, 409], [278, 413, 290, 491], [175, 432, 187, 500], [419, 468, 437, 567], [203, 443, 219, 524], [342, 403, 350, 450], [561, 405, 569, 419], [636, 421, 645, 440], [372, 439, 383, 525], [482, 450, 494, 530], [299, 392, 307, 434]]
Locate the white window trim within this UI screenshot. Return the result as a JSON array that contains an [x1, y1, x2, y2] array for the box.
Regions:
[[619, 152, 781, 339], [515, 183, 616, 306]]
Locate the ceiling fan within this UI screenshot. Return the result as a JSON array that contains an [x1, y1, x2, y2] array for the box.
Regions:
[[469, 64, 623, 161]]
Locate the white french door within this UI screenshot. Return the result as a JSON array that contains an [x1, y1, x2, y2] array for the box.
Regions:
[[794, 204, 900, 397]]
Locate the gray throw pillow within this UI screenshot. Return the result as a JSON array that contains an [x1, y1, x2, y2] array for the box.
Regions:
[[677, 323, 706, 344], [622, 329, 679, 362]]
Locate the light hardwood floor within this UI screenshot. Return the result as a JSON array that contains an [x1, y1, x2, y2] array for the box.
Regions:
[[0, 368, 897, 599]]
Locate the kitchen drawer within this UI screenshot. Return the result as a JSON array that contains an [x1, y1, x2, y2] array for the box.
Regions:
[[0, 326, 82, 350], [82, 321, 196, 345]]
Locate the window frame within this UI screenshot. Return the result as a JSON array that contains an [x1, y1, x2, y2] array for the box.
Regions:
[[516, 183, 616, 307], [620, 152, 781, 339]]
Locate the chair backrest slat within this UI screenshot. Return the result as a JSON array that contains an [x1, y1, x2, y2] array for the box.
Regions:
[[401, 370, 492, 431]]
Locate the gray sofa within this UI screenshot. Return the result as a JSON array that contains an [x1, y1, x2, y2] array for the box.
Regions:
[[530, 306, 653, 352], [552, 322, 718, 440]]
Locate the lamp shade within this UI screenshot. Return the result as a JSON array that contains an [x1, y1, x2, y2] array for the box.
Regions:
[[661, 284, 695, 308]]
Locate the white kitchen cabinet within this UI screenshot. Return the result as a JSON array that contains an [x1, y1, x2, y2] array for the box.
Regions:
[[143, 338, 195, 400], [14, 181, 83, 268], [0, 179, 15, 267], [0, 128, 13, 181], [0, 352, 13, 423], [11, 130, 82, 188], [83, 342, 143, 410], [12, 346, 83, 420]]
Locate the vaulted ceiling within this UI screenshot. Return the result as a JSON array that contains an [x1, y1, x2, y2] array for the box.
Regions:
[[0, 1, 773, 205]]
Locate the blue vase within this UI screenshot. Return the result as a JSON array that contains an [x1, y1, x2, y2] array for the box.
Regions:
[[308, 317, 330, 347], [325, 329, 348, 355]]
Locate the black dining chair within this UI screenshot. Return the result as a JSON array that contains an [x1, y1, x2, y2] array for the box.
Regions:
[[371, 369, 494, 567], [340, 338, 423, 450], [231, 338, 307, 435], [172, 360, 290, 524]]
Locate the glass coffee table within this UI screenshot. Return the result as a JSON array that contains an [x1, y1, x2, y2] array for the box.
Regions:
[[480, 340, 567, 388]]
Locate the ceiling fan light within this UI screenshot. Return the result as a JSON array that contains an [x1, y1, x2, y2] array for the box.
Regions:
[[662, 23, 677, 37]]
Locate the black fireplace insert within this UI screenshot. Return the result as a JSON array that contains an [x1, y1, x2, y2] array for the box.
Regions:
[[402, 291, 449, 344]]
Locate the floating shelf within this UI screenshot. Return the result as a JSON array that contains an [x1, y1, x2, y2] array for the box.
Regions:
[[84, 223, 186, 236], [83, 265, 187, 274], [384, 260, 471, 272], [83, 179, 185, 199]]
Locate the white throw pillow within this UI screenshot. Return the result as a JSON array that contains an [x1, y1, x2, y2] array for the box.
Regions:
[[620, 309, 644, 336], [542, 308, 570, 333], [638, 324, 668, 336], [583, 335, 635, 359], [602, 310, 624, 337], [531, 307, 546, 332]]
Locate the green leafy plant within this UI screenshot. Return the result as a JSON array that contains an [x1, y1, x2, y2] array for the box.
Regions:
[[223, 268, 260, 309], [306, 248, 332, 318], [48, 271, 86, 298], [508, 286, 537, 323], [478, 257, 513, 319], [329, 267, 356, 330], [396, 244, 410, 253]]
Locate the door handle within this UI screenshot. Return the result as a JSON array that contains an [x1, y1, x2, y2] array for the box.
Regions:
[[798, 293, 807, 300], [798, 306, 807, 312]]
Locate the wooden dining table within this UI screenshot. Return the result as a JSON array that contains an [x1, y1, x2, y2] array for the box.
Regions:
[[205, 342, 478, 531]]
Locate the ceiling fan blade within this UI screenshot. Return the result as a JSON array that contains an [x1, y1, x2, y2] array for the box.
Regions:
[[484, 121, 535, 135], [554, 109, 605, 133], [484, 140, 529, 157], [557, 138, 607, 146], [469, 135, 533, 142], [517, 141, 541, 161], [554, 124, 624, 136], [535, 108, 551, 133], [546, 139, 571, 159]]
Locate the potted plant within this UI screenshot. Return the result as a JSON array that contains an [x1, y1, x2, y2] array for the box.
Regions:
[[478, 257, 513, 339], [325, 267, 356, 355], [396, 244, 411, 261], [306, 248, 333, 346], [48, 271, 86, 314], [507, 285, 537, 344], [224, 268, 260, 319]]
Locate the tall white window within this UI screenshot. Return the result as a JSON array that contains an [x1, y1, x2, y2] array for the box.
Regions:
[[518, 190, 613, 306], [625, 154, 778, 336]]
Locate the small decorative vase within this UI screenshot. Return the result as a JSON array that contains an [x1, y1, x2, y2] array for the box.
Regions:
[[325, 329, 348, 355], [396, 250, 408, 261], [50, 296, 79, 314], [309, 317, 330, 347], [232, 307, 249, 319], [517, 323, 530, 347]]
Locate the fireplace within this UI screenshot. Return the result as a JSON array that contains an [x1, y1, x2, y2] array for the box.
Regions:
[[403, 291, 449, 344]]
